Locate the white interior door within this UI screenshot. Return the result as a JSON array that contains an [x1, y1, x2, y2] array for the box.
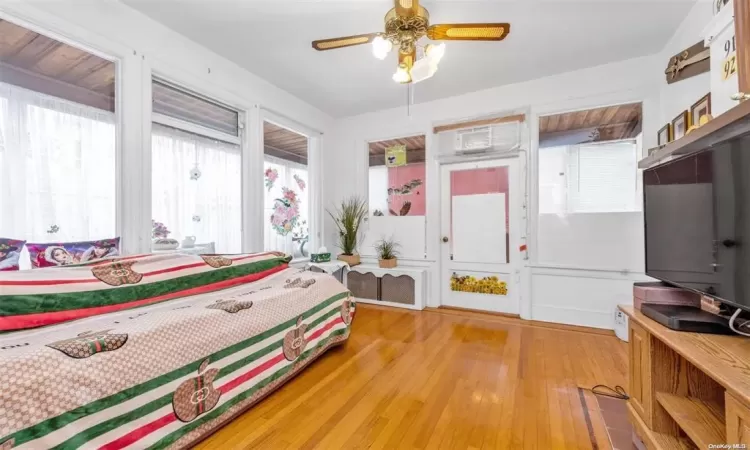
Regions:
[[440, 158, 520, 314]]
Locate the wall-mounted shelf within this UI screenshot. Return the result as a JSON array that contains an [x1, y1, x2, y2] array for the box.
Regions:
[[639, 100, 750, 169]]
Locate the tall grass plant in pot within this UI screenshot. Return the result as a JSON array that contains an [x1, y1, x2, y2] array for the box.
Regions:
[[375, 237, 399, 268], [328, 196, 368, 266]]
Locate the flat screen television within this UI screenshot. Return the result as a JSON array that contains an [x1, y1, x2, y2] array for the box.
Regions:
[[644, 133, 750, 312]]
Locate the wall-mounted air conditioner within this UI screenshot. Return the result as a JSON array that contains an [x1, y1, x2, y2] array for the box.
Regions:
[[455, 126, 492, 151]]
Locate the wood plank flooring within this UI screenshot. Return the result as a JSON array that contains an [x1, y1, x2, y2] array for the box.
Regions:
[[195, 304, 628, 449]]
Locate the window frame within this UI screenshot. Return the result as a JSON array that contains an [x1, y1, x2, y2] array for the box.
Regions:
[[260, 110, 323, 260], [0, 11, 128, 249], [0, 7, 326, 259], [530, 98, 648, 270]]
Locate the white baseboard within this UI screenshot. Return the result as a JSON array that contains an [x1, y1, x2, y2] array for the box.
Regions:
[[531, 305, 614, 330]]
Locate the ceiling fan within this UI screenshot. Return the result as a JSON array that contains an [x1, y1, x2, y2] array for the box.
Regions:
[[311, 0, 510, 84]]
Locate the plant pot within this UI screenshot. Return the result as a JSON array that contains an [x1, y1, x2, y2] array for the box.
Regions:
[[337, 254, 360, 266], [378, 258, 397, 269], [152, 238, 179, 251]]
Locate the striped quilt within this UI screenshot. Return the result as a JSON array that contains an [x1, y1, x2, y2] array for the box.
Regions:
[[0, 252, 355, 449]]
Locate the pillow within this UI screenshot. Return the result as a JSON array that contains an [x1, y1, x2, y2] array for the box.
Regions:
[[27, 237, 120, 268], [0, 238, 26, 271]]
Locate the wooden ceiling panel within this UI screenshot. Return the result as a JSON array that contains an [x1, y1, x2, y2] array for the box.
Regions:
[[368, 135, 426, 156], [583, 107, 605, 129], [0, 20, 37, 59], [540, 103, 642, 137], [10, 36, 60, 69], [0, 19, 116, 111], [32, 44, 90, 78], [57, 56, 110, 85], [263, 121, 308, 159]]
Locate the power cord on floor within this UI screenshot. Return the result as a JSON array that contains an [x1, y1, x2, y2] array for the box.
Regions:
[[585, 384, 629, 400]]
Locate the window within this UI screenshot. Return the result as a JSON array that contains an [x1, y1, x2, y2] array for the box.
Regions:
[[151, 125, 241, 253], [363, 135, 427, 260], [539, 141, 640, 214], [0, 20, 117, 248], [367, 135, 426, 217], [151, 80, 242, 253], [536, 103, 644, 270], [263, 121, 309, 258]]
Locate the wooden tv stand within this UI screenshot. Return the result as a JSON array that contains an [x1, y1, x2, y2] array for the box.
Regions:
[[620, 306, 750, 448]]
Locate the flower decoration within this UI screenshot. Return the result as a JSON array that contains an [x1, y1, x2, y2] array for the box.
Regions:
[[192, 215, 201, 223], [265, 168, 279, 191], [294, 174, 306, 191], [450, 274, 507, 296], [46, 224, 60, 234], [270, 187, 300, 236], [152, 220, 171, 239], [190, 166, 202, 181], [387, 178, 423, 196]]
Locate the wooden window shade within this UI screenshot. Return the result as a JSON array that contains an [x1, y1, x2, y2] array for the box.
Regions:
[[433, 114, 525, 134]]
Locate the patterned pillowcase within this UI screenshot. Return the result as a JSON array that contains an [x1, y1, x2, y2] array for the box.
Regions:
[[0, 238, 26, 271], [27, 237, 120, 269]]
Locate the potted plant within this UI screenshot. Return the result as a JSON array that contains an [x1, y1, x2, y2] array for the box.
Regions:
[[375, 237, 399, 269], [327, 196, 367, 266]]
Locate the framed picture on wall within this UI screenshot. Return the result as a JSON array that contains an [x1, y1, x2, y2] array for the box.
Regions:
[[657, 123, 672, 146], [690, 93, 712, 125], [671, 111, 690, 140]]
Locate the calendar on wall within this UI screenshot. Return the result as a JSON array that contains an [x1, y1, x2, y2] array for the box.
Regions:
[[704, 0, 739, 116]]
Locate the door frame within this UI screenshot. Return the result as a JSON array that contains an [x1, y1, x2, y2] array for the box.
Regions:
[[438, 155, 523, 313]]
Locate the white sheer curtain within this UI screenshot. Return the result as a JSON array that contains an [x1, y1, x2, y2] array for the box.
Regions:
[[151, 124, 241, 253], [0, 82, 116, 243], [263, 154, 309, 257]]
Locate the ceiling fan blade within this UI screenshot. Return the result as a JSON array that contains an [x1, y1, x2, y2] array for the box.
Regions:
[[312, 33, 379, 51], [395, 0, 419, 16], [427, 23, 510, 41]]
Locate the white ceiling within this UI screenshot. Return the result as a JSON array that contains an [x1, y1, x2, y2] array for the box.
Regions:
[[122, 0, 697, 117]]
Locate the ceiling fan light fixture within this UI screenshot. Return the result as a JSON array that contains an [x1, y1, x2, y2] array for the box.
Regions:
[[392, 63, 412, 83], [425, 43, 446, 64], [372, 36, 393, 60], [410, 57, 437, 84]]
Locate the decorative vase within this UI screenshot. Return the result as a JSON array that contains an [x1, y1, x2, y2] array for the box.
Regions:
[[378, 258, 397, 269], [337, 254, 360, 266]]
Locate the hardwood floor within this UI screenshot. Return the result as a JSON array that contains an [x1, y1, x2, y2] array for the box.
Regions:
[[195, 304, 628, 449]]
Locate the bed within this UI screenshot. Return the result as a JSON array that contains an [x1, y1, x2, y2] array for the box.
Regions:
[[0, 252, 355, 449]]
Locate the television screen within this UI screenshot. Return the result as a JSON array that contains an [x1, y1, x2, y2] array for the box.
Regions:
[[644, 135, 750, 312]]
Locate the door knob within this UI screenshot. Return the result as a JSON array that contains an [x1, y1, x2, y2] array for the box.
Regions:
[[442, 236, 449, 243]]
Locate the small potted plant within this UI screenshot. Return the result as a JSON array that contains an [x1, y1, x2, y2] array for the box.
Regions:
[[151, 220, 178, 250], [375, 237, 399, 269], [327, 196, 367, 266]]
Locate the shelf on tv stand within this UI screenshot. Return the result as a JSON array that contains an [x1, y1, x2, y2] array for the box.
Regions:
[[620, 305, 750, 449]]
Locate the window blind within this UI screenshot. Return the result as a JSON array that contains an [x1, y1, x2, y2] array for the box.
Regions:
[[567, 141, 639, 213]]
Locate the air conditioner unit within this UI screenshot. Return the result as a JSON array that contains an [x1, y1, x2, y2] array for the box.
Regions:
[[455, 126, 492, 151]]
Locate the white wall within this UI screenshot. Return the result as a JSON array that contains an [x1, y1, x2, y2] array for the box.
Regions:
[[325, 54, 663, 329], [0, 0, 333, 254], [658, 1, 714, 127]]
